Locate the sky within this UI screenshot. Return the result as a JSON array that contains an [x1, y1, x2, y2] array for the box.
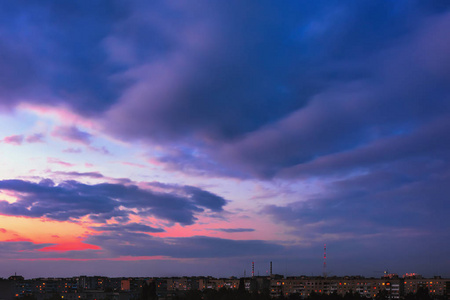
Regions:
[[0, 0, 450, 279]]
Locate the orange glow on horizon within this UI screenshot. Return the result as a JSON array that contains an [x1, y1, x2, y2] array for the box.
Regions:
[[0, 215, 93, 245]]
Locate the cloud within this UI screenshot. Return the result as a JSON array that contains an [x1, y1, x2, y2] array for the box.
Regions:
[[102, 1, 316, 142], [0, 1, 123, 113], [0, 241, 54, 258], [47, 158, 75, 167], [0, 1, 449, 276], [0, 1, 449, 182], [86, 233, 283, 259], [145, 182, 227, 212], [261, 156, 450, 243], [25, 133, 45, 143], [90, 223, 165, 233], [52, 171, 104, 179], [0, 179, 228, 225], [121, 162, 146, 168], [2, 135, 24, 145], [182, 186, 227, 212], [149, 146, 245, 178], [52, 126, 92, 145], [277, 115, 450, 178], [0, 233, 284, 263], [88, 146, 110, 155], [63, 148, 82, 153], [213, 228, 255, 233], [97, 2, 450, 182]]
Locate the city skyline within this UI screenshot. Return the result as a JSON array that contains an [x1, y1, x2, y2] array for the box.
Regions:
[[1, 1, 450, 278], [4, 272, 448, 300]]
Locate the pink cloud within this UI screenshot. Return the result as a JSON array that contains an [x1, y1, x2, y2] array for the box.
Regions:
[[47, 157, 75, 167], [121, 161, 146, 168], [3, 134, 24, 145], [19, 104, 96, 130], [38, 242, 101, 252]]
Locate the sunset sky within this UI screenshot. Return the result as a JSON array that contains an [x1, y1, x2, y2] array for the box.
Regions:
[[1, 0, 450, 279]]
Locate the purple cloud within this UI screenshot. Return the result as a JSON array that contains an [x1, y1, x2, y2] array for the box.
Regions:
[[52, 171, 104, 179], [52, 126, 92, 145], [0, 241, 55, 258], [25, 133, 45, 143], [88, 146, 110, 155], [63, 148, 82, 153]]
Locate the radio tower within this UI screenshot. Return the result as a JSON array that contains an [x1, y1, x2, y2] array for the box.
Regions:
[[323, 244, 327, 278], [252, 261, 255, 278]]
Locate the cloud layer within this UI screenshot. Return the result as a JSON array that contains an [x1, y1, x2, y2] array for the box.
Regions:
[[0, 179, 227, 225], [0, 0, 450, 277]]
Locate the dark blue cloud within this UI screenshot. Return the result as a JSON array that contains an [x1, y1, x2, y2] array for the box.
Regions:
[[94, 0, 450, 182], [90, 223, 165, 233], [102, 0, 449, 142], [183, 186, 226, 212], [0, 0, 127, 113], [0, 179, 227, 225]]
